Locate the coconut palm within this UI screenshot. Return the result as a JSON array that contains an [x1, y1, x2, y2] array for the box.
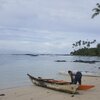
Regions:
[[72, 43, 75, 48], [78, 40, 81, 46], [92, 3, 100, 18], [90, 40, 96, 44], [97, 43, 100, 48], [87, 42, 91, 48]]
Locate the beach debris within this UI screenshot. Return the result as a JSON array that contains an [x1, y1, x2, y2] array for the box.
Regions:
[[0, 94, 5, 96], [71, 94, 74, 97]]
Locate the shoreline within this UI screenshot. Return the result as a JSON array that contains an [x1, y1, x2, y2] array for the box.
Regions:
[[0, 76, 100, 100]]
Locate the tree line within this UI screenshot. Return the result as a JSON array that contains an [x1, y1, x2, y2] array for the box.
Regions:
[[71, 40, 100, 56], [70, 3, 100, 56], [72, 40, 96, 48]]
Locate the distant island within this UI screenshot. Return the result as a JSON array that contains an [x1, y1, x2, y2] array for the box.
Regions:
[[12, 54, 70, 56]]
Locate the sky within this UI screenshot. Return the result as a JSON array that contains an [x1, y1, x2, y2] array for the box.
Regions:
[[0, 0, 100, 54]]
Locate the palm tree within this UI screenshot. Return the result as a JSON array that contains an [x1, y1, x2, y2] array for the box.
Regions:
[[72, 43, 75, 48], [87, 42, 90, 48], [90, 39, 96, 44], [78, 40, 81, 46], [97, 43, 100, 48], [92, 3, 100, 18]]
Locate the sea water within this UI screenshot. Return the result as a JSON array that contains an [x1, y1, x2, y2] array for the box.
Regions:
[[0, 54, 100, 89]]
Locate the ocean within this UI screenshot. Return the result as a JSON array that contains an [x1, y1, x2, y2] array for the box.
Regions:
[[0, 54, 100, 90]]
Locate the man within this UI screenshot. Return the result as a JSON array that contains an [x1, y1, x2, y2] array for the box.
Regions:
[[68, 70, 82, 85], [74, 71, 82, 85], [68, 70, 75, 84]]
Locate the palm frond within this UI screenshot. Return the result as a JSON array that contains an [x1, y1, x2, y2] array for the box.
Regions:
[[91, 3, 100, 19], [96, 3, 100, 8], [92, 8, 100, 12], [91, 12, 99, 19]]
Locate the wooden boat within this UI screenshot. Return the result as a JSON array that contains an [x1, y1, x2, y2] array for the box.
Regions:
[[27, 74, 78, 94], [27, 74, 95, 93]]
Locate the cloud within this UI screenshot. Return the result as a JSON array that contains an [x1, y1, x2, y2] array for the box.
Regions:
[[0, 0, 100, 54]]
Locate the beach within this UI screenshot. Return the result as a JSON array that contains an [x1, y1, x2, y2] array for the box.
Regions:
[[0, 76, 100, 100]]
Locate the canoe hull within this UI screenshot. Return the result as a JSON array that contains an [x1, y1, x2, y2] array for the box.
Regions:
[[27, 74, 95, 93], [27, 74, 78, 94]]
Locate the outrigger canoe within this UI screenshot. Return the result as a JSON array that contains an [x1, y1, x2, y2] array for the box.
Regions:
[[27, 74, 94, 94]]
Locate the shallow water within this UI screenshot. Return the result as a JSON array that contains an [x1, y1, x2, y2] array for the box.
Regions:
[[0, 54, 100, 89]]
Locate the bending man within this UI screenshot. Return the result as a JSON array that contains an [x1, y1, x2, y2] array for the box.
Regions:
[[68, 70, 82, 85]]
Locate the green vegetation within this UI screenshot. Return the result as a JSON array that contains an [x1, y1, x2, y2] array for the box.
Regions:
[[70, 3, 100, 56], [70, 40, 100, 56]]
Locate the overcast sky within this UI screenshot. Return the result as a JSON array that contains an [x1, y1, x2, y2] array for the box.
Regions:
[[0, 0, 100, 54]]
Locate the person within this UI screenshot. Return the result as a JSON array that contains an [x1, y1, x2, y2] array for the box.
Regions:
[[74, 71, 82, 85], [68, 70, 82, 85], [68, 70, 75, 84]]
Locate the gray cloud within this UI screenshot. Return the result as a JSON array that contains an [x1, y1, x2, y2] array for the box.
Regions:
[[0, 0, 100, 54]]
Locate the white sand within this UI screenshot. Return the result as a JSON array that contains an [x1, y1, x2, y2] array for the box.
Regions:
[[0, 76, 100, 100]]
